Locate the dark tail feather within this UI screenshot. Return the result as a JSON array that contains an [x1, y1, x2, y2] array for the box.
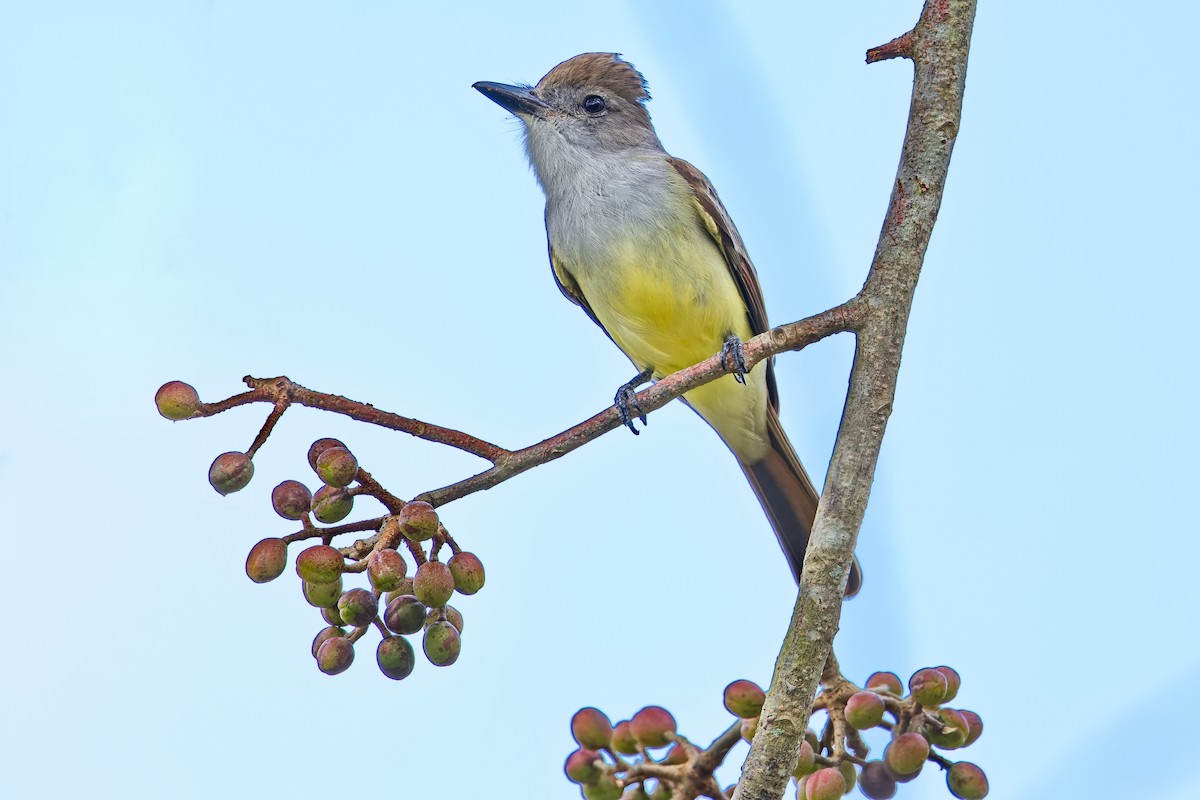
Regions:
[[742, 407, 862, 597]]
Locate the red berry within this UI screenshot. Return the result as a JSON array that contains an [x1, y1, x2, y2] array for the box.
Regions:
[[311, 626, 345, 659], [564, 748, 603, 784], [805, 767, 847, 800], [865, 671, 903, 695], [271, 480, 312, 520], [960, 710, 984, 746], [367, 549, 407, 592], [933, 665, 962, 702], [208, 451, 253, 495], [316, 636, 354, 675], [571, 707, 613, 750], [629, 706, 676, 748], [245, 538, 287, 583]]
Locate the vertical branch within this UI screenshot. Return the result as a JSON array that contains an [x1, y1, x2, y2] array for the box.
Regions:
[[732, 2, 977, 798]]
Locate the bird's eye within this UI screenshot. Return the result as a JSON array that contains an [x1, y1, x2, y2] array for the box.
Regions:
[[582, 95, 606, 115]]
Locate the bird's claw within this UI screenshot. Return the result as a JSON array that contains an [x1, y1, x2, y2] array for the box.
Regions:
[[721, 335, 748, 384], [614, 370, 652, 435]]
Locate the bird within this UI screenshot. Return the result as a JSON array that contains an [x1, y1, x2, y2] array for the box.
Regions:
[[474, 53, 860, 595]]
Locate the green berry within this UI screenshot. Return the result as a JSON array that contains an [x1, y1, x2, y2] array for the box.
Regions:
[[302, 577, 343, 609], [845, 690, 886, 730], [946, 762, 988, 799], [582, 776, 621, 800], [384, 594, 427, 635], [611, 721, 638, 755], [792, 740, 816, 778], [413, 561, 454, 608], [336, 588, 378, 627], [311, 485, 352, 523], [307, 438, 347, 471], [723, 679, 766, 718], [422, 620, 461, 666], [447, 551, 485, 594], [315, 446, 358, 488], [884, 732, 929, 777], [296, 544, 344, 585], [908, 668, 949, 707], [928, 708, 970, 750], [376, 635, 415, 680]]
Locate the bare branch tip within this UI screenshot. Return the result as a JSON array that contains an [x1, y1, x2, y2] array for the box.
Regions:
[[866, 31, 915, 63]]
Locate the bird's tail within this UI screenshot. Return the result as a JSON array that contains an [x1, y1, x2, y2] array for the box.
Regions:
[[742, 407, 862, 597]]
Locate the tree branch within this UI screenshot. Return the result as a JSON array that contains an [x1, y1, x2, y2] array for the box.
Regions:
[[732, 2, 977, 798], [419, 299, 862, 506], [185, 298, 860, 512]]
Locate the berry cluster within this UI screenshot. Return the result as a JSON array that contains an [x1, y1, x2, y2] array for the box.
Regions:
[[157, 381, 485, 680], [563, 705, 706, 800], [754, 666, 985, 800], [560, 668, 987, 800]]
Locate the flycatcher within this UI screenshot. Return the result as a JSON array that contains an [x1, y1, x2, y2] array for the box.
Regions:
[[475, 53, 861, 595]]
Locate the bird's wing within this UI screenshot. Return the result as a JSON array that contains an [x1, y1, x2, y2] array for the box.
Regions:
[[666, 156, 779, 410]]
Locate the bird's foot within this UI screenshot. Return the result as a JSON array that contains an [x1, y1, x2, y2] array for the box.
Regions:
[[720, 334, 748, 384], [614, 370, 653, 435]]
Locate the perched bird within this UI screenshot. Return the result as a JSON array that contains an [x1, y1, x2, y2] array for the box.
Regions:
[[475, 53, 860, 595]]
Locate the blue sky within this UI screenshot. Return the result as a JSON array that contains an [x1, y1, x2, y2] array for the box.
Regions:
[[2, 2, 1197, 798]]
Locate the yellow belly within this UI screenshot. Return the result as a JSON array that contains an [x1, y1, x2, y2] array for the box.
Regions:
[[576, 227, 770, 463]]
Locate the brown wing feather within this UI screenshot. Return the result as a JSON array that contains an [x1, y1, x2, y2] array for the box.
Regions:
[[665, 156, 779, 410], [666, 157, 862, 595]]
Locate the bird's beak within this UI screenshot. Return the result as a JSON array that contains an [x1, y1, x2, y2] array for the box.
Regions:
[[472, 81, 550, 118]]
